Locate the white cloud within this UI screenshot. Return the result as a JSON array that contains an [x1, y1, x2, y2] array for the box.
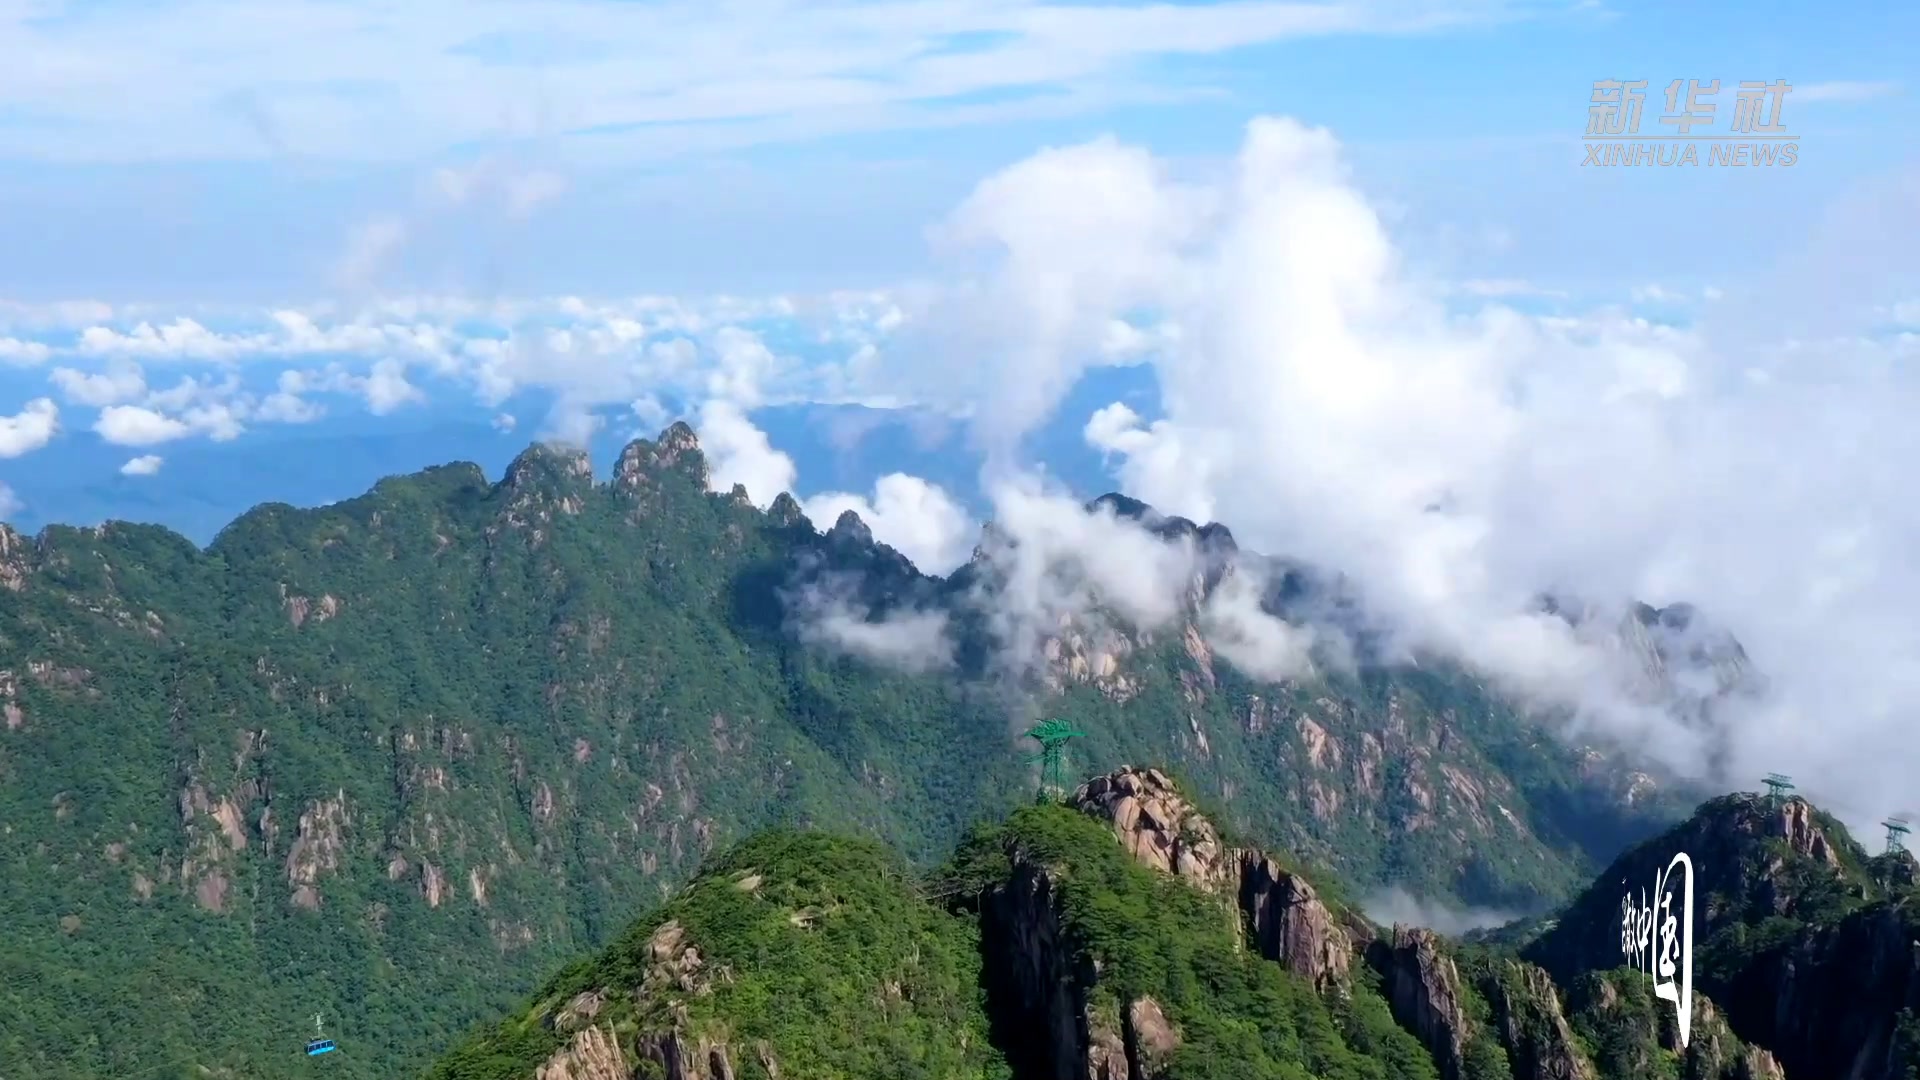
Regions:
[[802, 473, 977, 575], [119, 454, 164, 476], [539, 399, 604, 448], [0, 299, 116, 330], [862, 114, 1920, 832], [93, 405, 192, 446], [255, 390, 323, 424], [0, 294, 919, 460], [503, 170, 568, 215], [0, 337, 52, 364], [0, 398, 59, 458], [876, 134, 1204, 461], [362, 358, 426, 415], [492, 412, 518, 432], [629, 395, 668, 432], [78, 318, 248, 360], [0, 482, 20, 519], [692, 400, 976, 575], [433, 162, 569, 216], [1797, 80, 1901, 103], [696, 398, 796, 507], [705, 326, 784, 408], [969, 478, 1206, 686], [1198, 563, 1323, 682], [49, 363, 147, 406], [787, 575, 957, 674], [1629, 283, 1687, 304]]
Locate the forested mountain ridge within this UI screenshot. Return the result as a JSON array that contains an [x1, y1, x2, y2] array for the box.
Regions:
[[440, 765, 1919, 1080], [2, 424, 1702, 1079]]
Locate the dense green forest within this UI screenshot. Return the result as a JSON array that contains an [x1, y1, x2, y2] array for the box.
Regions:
[[1, 425, 1696, 1079], [432, 767, 1918, 1080]]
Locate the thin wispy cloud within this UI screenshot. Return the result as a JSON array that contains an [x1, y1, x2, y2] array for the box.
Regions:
[[0, 0, 1559, 164]]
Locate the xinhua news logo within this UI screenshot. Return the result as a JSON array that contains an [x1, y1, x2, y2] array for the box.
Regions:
[[1585, 79, 1798, 168], [1620, 851, 1696, 1048]]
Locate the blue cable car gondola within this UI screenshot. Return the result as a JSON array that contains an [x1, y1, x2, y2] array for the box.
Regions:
[[305, 1013, 338, 1057]]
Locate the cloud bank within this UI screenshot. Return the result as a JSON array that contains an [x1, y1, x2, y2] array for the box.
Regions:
[[837, 115, 1920, 832]]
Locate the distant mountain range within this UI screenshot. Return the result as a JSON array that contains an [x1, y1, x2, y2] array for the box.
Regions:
[[0, 422, 1769, 1079]]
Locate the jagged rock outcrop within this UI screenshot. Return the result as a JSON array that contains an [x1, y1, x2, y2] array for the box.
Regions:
[[0, 522, 33, 591], [635, 1011, 741, 1080], [610, 422, 713, 523], [767, 492, 806, 528], [827, 510, 873, 547], [1122, 996, 1178, 1078], [1373, 928, 1472, 1080], [1082, 995, 1180, 1080], [1072, 767, 1230, 888], [1683, 996, 1788, 1080], [535, 1023, 628, 1080], [1074, 767, 1356, 991]]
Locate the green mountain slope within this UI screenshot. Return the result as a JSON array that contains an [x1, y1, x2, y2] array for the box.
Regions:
[[436, 769, 1442, 1080], [431, 830, 1007, 1080], [1, 425, 1696, 1079], [434, 766, 1867, 1080]]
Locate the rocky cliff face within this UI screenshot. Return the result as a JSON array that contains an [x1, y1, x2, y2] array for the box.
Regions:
[[1067, 766, 1823, 1080], [1560, 972, 1787, 1080], [1072, 766, 1354, 991], [534, 1024, 628, 1080], [980, 857, 1095, 1080], [1072, 767, 1580, 1080], [1372, 928, 1474, 1080], [1240, 851, 1356, 991], [977, 834, 1183, 1080], [1478, 959, 1595, 1080]]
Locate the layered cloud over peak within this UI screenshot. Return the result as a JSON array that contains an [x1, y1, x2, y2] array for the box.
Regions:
[[1, 111, 1915, 835], [839, 115, 1920, 831]]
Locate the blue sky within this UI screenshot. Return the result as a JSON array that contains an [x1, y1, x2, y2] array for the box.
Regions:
[[1, 0, 1913, 300]]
